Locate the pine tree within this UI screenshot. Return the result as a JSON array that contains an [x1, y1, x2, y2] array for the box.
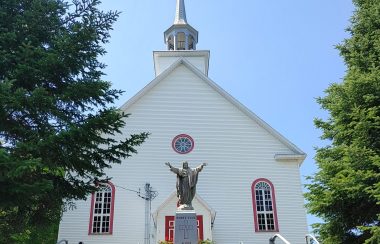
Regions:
[[0, 0, 148, 242], [305, 0, 380, 243]]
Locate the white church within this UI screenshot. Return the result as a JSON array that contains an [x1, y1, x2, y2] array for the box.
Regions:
[[58, 0, 310, 243]]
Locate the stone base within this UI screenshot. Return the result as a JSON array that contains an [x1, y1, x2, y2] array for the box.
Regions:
[[177, 204, 194, 211], [174, 210, 198, 244]]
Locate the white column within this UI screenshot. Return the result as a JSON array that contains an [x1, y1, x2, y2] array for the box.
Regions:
[[185, 33, 189, 50], [173, 32, 177, 50]]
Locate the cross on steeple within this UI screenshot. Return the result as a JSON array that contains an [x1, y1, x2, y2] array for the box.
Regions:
[[164, 0, 198, 50]]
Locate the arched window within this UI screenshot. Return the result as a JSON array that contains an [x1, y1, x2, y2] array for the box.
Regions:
[[251, 178, 279, 232], [88, 182, 115, 235]]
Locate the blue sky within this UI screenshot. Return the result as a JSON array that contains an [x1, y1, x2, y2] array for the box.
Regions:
[[99, 0, 354, 228]]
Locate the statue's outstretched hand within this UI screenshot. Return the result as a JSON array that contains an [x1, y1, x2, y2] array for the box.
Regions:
[[202, 162, 207, 167], [165, 162, 171, 168]]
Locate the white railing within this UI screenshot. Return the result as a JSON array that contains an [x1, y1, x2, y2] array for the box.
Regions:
[[306, 234, 320, 244], [57, 240, 68, 244], [269, 234, 291, 244]]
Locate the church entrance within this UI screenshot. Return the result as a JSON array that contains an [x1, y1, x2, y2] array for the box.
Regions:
[[153, 192, 214, 241], [165, 215, 204, 242]]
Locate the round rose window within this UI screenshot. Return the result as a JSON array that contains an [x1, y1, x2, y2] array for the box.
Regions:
[[172, 134, 194, 154]]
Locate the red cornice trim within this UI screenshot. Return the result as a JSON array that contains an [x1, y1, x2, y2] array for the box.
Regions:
[[88, 181, 116, 235], [251, 178, 279, 232]]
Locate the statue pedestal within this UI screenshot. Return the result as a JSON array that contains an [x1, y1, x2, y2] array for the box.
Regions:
[[174, 210, 198, 244]]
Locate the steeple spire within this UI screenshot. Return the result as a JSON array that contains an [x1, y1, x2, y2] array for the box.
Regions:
[[174, 0, 187, 24], [164, 0, 198, 50]]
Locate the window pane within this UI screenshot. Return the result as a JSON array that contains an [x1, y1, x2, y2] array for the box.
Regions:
[[256, 189, 264, 211], [258, 214, 266, 230], [266, 213, 275, 230], [264, 189, 273, 211]]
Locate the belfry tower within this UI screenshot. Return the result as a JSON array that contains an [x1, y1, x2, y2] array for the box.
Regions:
[[164, 0, 198, 50]]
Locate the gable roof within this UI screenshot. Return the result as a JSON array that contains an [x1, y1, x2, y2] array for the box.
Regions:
[[120, 57, 306, 162], [152, 192, 216, 223]]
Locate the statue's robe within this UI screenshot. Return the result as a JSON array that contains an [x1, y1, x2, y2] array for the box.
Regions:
[[170, 165, 203, 206]]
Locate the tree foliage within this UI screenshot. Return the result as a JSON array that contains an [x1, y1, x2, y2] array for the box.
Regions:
[[0, 0, 148, 242], [305, 0, 380, 243]]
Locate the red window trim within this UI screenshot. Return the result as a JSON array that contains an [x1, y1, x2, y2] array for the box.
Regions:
[[165, 215, 204, 241], [88, 181, 116, 235], [251, 178, 279, 232]]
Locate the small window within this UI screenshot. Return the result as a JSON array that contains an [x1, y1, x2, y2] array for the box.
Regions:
[[89, 182, 115, 235], [168, 35, 174, 50], [172, 134, 194, 154], [252, 179, 279, 232], [176, 32, 186, 50]]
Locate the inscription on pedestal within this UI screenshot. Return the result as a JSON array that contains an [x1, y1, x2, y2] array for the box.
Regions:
[[174, 211, 198, 244]]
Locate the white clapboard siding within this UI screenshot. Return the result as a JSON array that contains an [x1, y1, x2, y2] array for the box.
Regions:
[[58, 60, 307, 244]]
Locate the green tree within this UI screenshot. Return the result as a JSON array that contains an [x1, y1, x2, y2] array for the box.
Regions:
[[0, 0, 148, 242], [305, 0, 380, 243]]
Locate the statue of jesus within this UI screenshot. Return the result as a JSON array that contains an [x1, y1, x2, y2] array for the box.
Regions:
[[165, 161, 207, 210]]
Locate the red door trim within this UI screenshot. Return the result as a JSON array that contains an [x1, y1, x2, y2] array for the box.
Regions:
[[165, 215, 204, 241]]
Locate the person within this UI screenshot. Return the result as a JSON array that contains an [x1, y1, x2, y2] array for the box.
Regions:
[[165, 161, 207, 210]]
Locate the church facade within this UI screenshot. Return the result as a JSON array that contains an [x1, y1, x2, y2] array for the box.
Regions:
[[58, 0, 308, 243]]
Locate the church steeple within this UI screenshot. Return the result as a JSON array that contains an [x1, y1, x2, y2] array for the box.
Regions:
[[174, 0, 187, 24], [164, 0, 198, 50]]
